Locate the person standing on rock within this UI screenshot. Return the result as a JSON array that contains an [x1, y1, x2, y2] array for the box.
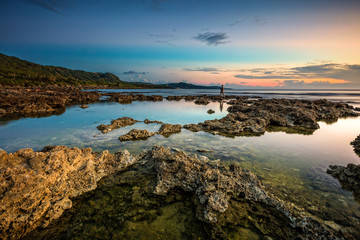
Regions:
[[220, 85, 225, 97]]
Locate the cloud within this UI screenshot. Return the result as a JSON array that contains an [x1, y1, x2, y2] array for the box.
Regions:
[[149, 33, 178, 45], [194, 32, 229, 46], [183, 67, 219, 72], [23, 0, 70, 14], [234, 74, 291, 79], [122, 70, 149, 75]]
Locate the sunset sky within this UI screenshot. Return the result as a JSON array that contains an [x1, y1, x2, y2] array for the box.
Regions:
[[1, 0, 360, 88]]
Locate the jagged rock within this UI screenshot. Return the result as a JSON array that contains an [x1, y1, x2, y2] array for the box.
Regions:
[[194, 98, 210, 105], [97, 117, 139, 134], [0, 146, 137, 240], [185, 99, 358, 136], [351, 134, 360, 156], [327, 163, 360, 201], [144, 119, 163, 124], [0, 146, 341, 239], [142, 146, 337, 239], [158, 124, 182, 137], [183, 123, 203, 132], [118, 129, 156, 141], [207, 109, 215, 114], [80, 105, 89, 109]]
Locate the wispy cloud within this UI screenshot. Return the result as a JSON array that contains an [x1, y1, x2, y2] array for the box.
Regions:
[[149, 33, 178, 45], [183, 67, 219, 72], [194, 32, 230, 46], [23, 0, 70, 14], [123, 70, 149, 75]]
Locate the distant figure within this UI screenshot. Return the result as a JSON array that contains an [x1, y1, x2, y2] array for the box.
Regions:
[[220, 85, 225, 97]]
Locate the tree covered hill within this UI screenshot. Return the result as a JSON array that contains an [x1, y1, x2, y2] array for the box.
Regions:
[[0, 53, 167, 88]]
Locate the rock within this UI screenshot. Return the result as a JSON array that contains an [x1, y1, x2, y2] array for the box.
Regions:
[[144, 119, 163, 124], [194, 98, 210, 105], [97, 117, 139, 134], [207, 109, 215, 114], [0, 146, 138, 240], [197, 149, 213, 153], [327, 163, 360, 201], [184, 99, 358, 137], [0, 86, 102, 118], [166, 96, 184, 101], [350, 134, 360, 156], [1, 146, 340, 239], [324, 221, 342, 232], [0, 108, 6, 116], [118, 129, 156, 141], [80, 104, 89, 109], [158, 124, 182, 137]]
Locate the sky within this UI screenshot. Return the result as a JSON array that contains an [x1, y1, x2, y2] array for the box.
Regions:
[[0, 0, 360, 89]]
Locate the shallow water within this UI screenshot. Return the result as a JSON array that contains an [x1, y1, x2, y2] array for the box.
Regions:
[[1, 93, 360, 238]]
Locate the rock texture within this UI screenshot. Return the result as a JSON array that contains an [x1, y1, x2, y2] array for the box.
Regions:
[[141, 146, 338, 239], [108, 93, 163, 104], [144, 119, 163, 124], [97, 117, 139, 134], [0, 146, 137, 240], [194, 98, 210, 105], [207, 109, 215, 114], [351, 134, 360, 156], [157, 123, 182, 137], [0, 87, 102, 118], [0, 146, 343, 239], [327, 163, 360, 201], [184, 98, 358, 136], [118, 129, 156, 141]]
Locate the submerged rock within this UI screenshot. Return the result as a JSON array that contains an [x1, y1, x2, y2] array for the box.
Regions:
[[0, 146, 137, 240], [207, 109, 215, 114], [351, 134, 360, 156], [327, 163, 360, 201], [97, 117, 139, 134], [118, 129, 156, 141], [80, 104, 89, 109], [157, 123, 182, 137]]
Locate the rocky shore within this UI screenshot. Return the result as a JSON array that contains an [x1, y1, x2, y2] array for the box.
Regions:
[[0, 146, 137, 240], [0, 86, 102, 118], [350, 134, 360, 156], [184, 98, 358, 136], [0, 145, 344, 239]]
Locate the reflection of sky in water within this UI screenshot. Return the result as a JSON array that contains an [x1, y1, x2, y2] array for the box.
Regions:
[[1, 97, 360, 230]]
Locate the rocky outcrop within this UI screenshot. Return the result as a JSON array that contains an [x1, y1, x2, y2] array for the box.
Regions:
[[327, 164, 360, 201], [80, 105, 89, 109], [157, 124, 182, 137], [351, 134, 360, 156], [185, 98, 358, 136], [207, 109, 215, 114], [0, 146, 343, 239], [144, 119, 163, 124], [118, 129, 156, 141], [194, 98, 210, 105], [0, 146, 138, 240], [97, 117, 139, 134], [142, 146, 337, 239], [0, 87, 102, 118], [108, 93, 163, 103]]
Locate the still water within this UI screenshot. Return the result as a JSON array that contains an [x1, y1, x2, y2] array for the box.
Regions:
[[1, 90, 360, 238]]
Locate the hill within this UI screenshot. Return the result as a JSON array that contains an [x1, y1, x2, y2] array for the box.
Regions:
[[0, 53, 168, 88], [164, 82, 220, 89]]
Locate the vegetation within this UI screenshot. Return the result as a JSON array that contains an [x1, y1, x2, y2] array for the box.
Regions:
[[0, 53, 169, 88]]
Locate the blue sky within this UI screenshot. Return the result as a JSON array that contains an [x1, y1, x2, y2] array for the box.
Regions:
[[1, 0, 360, 88]]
